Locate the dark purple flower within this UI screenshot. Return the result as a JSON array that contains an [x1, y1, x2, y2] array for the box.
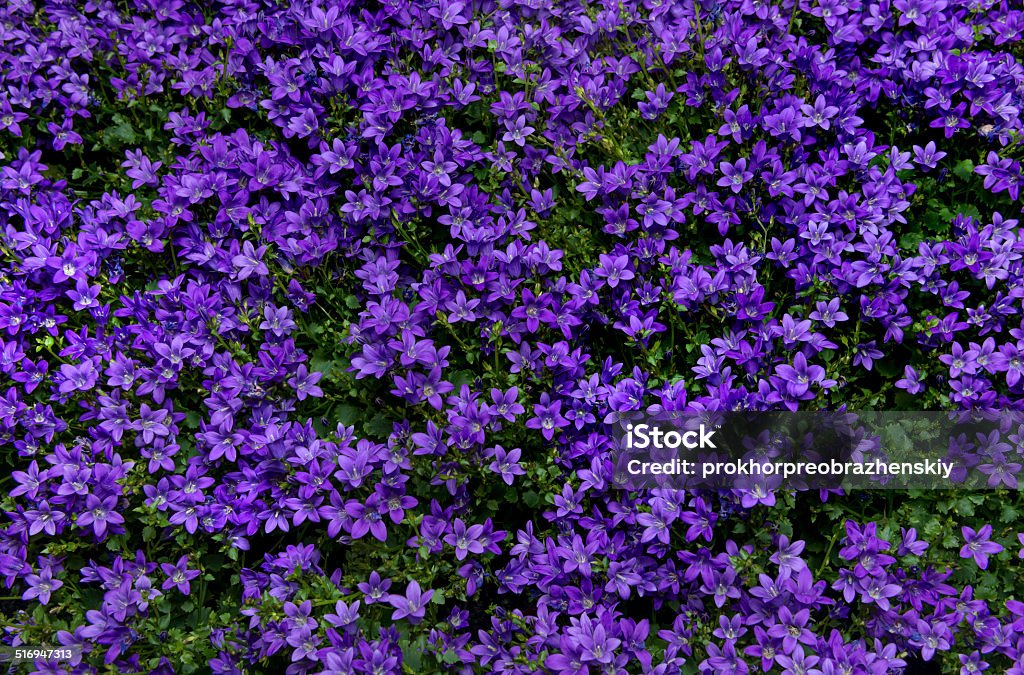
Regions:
[[960, 525, 1003, 569], [388, 580, 433, 624]]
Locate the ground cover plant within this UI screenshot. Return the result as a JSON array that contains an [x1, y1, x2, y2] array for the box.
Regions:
[[2, 0, 1024, 672]]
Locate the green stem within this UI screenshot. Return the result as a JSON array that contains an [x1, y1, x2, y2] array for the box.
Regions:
[[815, 528, 841, 577]]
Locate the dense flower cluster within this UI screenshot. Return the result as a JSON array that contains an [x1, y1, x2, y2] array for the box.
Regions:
[[3, 0, 1024, 672]]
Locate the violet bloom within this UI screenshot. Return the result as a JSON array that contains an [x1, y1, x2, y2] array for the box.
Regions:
[[809, 298, 848, 328], [66, 279, 101, 311], [912, 141, 947, 170], [774, 352, 834, 399], [859, 572, 902, 611], [931, 103, 970, 138], [767, 606, 815, 653], [501, 115, 534, 147], [853, 342, 884, 371], [487, 446, 525, 485], [445, 290, 480, 323], [58, 361, 98, 393], [160, 556, 200, 595], [345, 498, 388, 542], [898, 527, 929, 557], [701, 569, 741, 608], [388, 580, 433, 624], [770, 535, 807, 578], [451, 566, 480, 601], [12, 358, 48, 394], [288, 365, 323, 400], [801, 94, 839, 129], [680, 498, 717, 542], [490, 387, 525, 422], [11, 461, 46, 499], [895, 366, 924, 394], [959, 651, 988, 675], [775, 646, 819, 674], [717, 158, 753, 193], [444, 518, 486, 560], [979, 456, 1020, 488], [940, 343, 979, 378], [135, 403, 170, 444], [25, 500, 65, 536], [912, 619, 951, 661], [23, 566, 62, 605], [960, 525, 1003, 569], [357, 571, 392, 604], [260, 306, 296, 336], [639, 83, 673, 120], [232, 241, 269, 279], [526, 394, 568, 441], [324, 600, 361, 632], [593, 254, 634, 288], [0, 102, 28, 136], [77, 494, 124, 538]]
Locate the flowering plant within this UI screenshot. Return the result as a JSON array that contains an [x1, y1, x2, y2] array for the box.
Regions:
[[2, 0, 1024, 672]]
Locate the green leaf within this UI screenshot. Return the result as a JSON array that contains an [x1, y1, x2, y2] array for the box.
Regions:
[[104, 115, 138, 147], [364, 412, 393, 438], [333, 404, 359, 425], [404, 648, 422, 671], [952, 159, 974, 180], [955, 496, 975, 517], [875, 359, 900, 377]]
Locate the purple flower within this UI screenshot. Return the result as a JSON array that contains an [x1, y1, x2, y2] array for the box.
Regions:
[[232, 241, 269, 279], [357, 571, 392, 604], [388, 580, 433, 624], [288, 365, 323, 400], [895, 366, 925, 394], [770, 535, 807, 579], [912, 141, 947, 170], [487, 446, 525, 485], [77, 494, 124, 538], [501, 115, 534, 147], [25, 500, 65, 536], [58, 361, 98, 394], [717, 158, 753, 193], [898, 527, 929, 557], [23, 566, 62, 605], [960, 525, 1003, 569], [912, 619, 951, 661], [801, 94, 839, 129], [160, 556, 200, 595], [443, 518, 485, 560], [809, 298, 848, 328], [526, 394, 568, 441], [593, 254, 634, 289]]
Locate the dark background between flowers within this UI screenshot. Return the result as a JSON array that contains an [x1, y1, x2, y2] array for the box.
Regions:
[[2, 0, 1024, 672]]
